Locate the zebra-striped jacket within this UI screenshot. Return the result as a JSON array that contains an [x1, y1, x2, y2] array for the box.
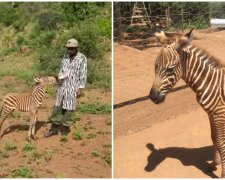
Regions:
[[55, 52, 87, 110]]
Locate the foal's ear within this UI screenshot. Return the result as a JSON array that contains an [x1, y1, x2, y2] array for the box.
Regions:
[[175, 28, 194, 51], [34, 77, 41, 83]]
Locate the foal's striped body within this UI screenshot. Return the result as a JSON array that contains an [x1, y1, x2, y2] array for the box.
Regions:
[[149, 29, 225, 177], [0, 76, 57, 141]]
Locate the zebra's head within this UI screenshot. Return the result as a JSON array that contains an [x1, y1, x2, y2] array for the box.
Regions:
[[149, 29, 194, 104], [34, 76, 58, 85]]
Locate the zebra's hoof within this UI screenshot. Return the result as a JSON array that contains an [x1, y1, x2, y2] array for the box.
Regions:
[[206, 163, 217, 172], [31, 134, 37, 141], [25, 136, 32, 142]]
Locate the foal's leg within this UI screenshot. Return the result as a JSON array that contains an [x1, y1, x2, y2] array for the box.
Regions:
[[210, 116, 225, 178], [219, 123, 225, 178], [28, 110, 35, 141], [31, 111, 38, 140], [207, 116, 221, 171], [0, 107, 14, 137]]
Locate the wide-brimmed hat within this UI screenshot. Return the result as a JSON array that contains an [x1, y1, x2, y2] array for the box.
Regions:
[[66, 38, 78, 48]]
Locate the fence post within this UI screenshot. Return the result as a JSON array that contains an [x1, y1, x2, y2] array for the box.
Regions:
[[181, 7, 184, 32], [114, 2, 124, 43]]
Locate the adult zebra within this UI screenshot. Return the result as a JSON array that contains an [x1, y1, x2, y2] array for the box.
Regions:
[[0, 76, 58, 141], [149, 28, 225, 178]]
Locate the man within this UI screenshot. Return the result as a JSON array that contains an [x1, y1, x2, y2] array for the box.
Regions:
[[45, 38, 87, 137]]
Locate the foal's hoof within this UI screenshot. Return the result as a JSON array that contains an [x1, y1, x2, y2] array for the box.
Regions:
[[30, 135, 37, 141], [206, 163, 217, 172]]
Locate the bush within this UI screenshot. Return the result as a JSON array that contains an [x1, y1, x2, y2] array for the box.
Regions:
[[0, 4, 19, 27], [37, 12, 64, 30], [16, 35, 27, 46], [29, 30, 57, 47], [97, 18, 111, 38], [35, 46, 64, 75], [34, 22, 111, 89]]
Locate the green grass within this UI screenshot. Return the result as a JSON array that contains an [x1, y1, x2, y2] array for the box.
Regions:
[[3, 82, 15, 91], [91, 149, 101, 157], [23, 142, 35, 152], [22, 142, 39, 160], [103, 143, 111, 148], [4, 141, 17, 151], [91, 149, 111, 166], [106, 119, 111, 126], [86, 133, 97, 139], [73, 128, 84, 141], [77, 102, 111, 115], [103, 152, 111, 166], [12, 166, 33, 178], [60, 135, 68, 143], [45, 85, 56, 95], [44, 148, 54, 162], [0, 68, 35, 85], [56, 173, 65, 178]]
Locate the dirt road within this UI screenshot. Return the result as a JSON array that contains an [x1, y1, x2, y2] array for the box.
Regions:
[[114, 30, 225, 178], [0, 77, 111, 178]]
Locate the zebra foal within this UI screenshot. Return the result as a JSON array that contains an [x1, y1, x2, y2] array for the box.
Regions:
[[0, 76, 58, 141], [149, 28, 225, 177]]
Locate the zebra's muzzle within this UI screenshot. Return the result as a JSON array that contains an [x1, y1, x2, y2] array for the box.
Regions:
[[149, 88, 165, 104]]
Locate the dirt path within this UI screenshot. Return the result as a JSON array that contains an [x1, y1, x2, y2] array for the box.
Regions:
[[114, 30, 225, 178], [0, 86, 111, 178]]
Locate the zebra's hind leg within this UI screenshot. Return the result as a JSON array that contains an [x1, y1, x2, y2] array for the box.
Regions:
[[210, 120, 225, 178], [0, 107, 13, 138], [207, 117, 221, 172], [31, 112, 38, 141], [28, 108, 37, 141], [207, 144, 221, 172]]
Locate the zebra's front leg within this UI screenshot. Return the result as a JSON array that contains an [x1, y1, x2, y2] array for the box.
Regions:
[[207, 117, 221, 172], [207, 144, 221, 172], [28, 110, 36, 141], [210, 121, 225, 178], [31, 112, 38, 140]]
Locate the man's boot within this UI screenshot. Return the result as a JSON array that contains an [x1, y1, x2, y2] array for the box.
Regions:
[[60, 125, 71, 136], [44, 124, 60, 137]]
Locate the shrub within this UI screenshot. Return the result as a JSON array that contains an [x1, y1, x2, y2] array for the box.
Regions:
[[0, 4, 19, 27], [16, 35, 27, 46], [34, 22, 111, 89], [37, 12, 64, 30]]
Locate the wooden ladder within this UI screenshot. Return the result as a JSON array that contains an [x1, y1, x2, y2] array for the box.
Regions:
[[130, 2, 151, 27]]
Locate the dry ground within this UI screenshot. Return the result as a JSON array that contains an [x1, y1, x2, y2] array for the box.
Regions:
[[114, 30, 225, 178], [0, 78, 111, 178]]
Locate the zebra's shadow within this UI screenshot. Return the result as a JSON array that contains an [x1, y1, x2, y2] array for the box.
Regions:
[[144, 143, 218, 178], [1, 121, 48, 138]]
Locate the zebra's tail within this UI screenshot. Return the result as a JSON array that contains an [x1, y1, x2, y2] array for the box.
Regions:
[[0, 105, 2, 117]]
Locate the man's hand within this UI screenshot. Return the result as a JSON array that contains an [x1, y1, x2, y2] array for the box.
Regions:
[[76, 89, 82, 98]]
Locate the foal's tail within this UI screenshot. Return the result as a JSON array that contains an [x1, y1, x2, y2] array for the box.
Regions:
[[0, 106, 2, 116]]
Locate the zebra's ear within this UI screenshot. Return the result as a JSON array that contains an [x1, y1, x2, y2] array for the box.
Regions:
[[175, 28, 194, 51], [34, 78, 41, 83]]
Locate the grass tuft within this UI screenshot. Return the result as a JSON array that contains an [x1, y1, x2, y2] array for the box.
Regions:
[[12, 166, 33, 178], [77, 102, 111, 115]]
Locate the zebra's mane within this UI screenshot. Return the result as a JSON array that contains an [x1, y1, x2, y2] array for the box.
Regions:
[[29, 83, 45, 95], [186, 45, 225, 69], [164, 43, 225, 69]]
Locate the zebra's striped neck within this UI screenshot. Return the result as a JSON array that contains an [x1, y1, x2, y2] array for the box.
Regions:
[[32, 84, 46, 106], [180, 45, 223, 111]]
